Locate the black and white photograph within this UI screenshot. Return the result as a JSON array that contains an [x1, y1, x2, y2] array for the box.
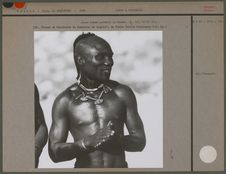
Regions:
[[34, 31, 163, 168]]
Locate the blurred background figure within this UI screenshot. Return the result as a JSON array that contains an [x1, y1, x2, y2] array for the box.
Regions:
[[35, 84, 48, 168]]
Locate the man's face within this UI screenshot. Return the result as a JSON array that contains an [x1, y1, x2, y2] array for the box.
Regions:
[[78, 36, 114, 82]]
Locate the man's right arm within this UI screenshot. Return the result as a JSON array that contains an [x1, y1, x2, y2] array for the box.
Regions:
[[48, 93, 88, 162]]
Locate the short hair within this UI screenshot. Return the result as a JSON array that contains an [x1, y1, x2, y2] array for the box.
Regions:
[[73, 32, 96, 79]]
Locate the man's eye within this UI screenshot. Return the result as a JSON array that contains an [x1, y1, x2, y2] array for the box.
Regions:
[[96, 55, 103, 60], [95, 54, 106, 60], [95, 54, 113, 60]]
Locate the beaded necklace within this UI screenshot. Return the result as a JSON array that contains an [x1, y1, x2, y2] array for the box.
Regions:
[[71, 82, 112, 105]]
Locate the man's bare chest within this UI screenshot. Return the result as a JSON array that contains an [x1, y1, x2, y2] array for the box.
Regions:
[[67, 91, 126, 127]]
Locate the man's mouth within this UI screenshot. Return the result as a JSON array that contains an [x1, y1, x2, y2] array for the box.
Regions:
[[103, 69, 111, 73], [102, 67, 111, 73]]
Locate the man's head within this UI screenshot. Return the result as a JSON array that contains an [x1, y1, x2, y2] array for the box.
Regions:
[[73, 33, 114, 82]]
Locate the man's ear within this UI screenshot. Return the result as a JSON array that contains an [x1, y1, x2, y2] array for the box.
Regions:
[[77, 56, 85, 65]]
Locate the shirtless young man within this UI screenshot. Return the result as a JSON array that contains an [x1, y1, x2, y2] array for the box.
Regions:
[[48, 33, 146, 168]]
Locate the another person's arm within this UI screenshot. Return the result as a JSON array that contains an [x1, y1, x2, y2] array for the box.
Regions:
[[116, 85, 146, 152], [35, 85, 48, 167], [48, 93, 114, 162]]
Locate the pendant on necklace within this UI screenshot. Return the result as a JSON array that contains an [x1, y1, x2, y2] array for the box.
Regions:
[[94, 98, 104, 105], [80, 96, 88, 102]]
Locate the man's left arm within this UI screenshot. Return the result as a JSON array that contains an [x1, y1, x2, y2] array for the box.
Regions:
[[116, 85, 146, 152]]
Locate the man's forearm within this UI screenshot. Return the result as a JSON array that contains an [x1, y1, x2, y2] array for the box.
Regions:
[[49, 138, 91, 162], [121, 135, 146, 152]]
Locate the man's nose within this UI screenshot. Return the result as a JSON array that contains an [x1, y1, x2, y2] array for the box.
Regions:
[[104, 56, 113, 66]]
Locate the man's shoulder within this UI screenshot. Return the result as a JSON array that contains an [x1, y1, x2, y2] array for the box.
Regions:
[[54, 83, 80, 104], [108, 80, 134, 99]]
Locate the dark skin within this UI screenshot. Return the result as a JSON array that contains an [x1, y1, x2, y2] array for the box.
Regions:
[[35, 84, 48, 168], [48, 36, 146, 168]]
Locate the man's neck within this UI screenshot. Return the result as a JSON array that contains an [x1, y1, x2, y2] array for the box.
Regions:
[[79, 76, 102, 89]]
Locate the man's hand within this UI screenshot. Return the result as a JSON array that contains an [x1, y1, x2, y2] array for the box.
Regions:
[[84, 121, 115, 149]]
